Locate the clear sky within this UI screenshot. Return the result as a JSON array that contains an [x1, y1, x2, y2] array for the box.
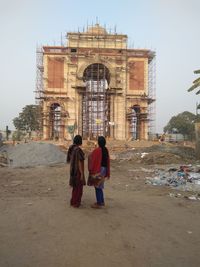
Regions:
[[0, 0, 200, 133]]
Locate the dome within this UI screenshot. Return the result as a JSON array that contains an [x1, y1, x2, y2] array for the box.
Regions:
[[87, 24, 107, 35]]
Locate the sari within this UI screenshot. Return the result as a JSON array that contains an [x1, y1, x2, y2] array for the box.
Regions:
[[67, 145, 85, 207]]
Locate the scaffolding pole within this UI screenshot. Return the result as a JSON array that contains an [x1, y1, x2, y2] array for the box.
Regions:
[[35, 46, 44, 105], [148, 56, 156, 139]]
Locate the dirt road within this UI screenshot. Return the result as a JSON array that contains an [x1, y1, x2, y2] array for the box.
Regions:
[[1, 161, 200, 267]]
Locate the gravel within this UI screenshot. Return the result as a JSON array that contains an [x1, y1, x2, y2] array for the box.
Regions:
[[0, 142, 66, 168]]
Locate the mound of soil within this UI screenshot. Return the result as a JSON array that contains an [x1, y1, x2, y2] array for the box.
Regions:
[[116, 144, 196, 164]]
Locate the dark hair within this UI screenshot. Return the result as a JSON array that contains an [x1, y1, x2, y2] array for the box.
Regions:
[[98, 136, 106, 148], [73, 135, 82, 145], [98, 136, 108, 167]]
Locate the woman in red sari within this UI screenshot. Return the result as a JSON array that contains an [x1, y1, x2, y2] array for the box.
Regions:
[[67, 135, 85, 208], [88, 136, 110, 208]]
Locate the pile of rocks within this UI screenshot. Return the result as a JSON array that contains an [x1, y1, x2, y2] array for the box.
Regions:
[[0, 142, 66, 168]]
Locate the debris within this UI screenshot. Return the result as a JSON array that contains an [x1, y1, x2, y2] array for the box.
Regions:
[[169, 192, 181, 198], [188, 196, 197, 200], [141, 152, 148, 158], [115, 144, 196, 164], [0, 151, 8, 167], [140, 167, 155, 173], [146, 165, 200, 192]]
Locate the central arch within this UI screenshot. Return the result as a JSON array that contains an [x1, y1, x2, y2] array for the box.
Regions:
[[82, 63, 110, 139]]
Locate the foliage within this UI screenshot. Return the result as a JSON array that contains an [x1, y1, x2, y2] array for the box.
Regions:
[[67, 122, 77, 140], [188, 69, 200, 94], [163, 111, 200, 140], [12, 130, 26, 141], [13, 105, 41, 133]]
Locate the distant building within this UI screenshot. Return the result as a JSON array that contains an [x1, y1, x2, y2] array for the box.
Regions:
[[164, 133, 185, 142], [36, 24, 156, 140]]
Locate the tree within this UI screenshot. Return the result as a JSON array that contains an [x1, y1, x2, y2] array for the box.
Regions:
[[13, 105, 41, 134], [163, 111, 200, 140], [188, 70, 200, 156], [188, 69, 200, 95], [12, 130, 25, 141], [67, 122, 77, 140]]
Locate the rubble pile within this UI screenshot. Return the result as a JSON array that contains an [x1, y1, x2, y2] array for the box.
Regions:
[[0, 142, 66, 168], [116, 144, 196, 164], [146, 165, 200, 192], [144, 144, 195, 159], [0, 151, 8, 167]]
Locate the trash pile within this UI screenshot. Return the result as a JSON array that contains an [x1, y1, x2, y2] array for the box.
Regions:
[[0, 142, 66, 168], [146, 165, 200, 192]]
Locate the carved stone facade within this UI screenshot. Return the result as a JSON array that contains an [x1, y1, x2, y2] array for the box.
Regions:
[[36, 24, 155, 140]]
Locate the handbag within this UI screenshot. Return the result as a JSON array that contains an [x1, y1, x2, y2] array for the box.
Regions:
[[87, 173, 104, 186]]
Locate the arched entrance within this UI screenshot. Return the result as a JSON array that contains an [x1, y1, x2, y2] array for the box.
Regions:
[[82, 63, 110, 139], [130, 105, 141, 140], [49, 103, 62, 139]]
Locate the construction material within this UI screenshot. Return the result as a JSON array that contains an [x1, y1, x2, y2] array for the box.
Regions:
[[0, 142, 66, 168]]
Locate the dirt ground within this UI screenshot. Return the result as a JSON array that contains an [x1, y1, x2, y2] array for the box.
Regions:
[[1, 141, 200, 267]]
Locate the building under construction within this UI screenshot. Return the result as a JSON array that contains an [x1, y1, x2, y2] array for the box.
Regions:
[[36, 24, 156, 140]]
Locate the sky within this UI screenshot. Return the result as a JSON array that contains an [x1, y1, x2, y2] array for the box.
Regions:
[[0, 0, 200, 133]]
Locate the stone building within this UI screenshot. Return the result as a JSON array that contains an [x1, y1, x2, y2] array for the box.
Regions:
[[36, 24, 156, 140]]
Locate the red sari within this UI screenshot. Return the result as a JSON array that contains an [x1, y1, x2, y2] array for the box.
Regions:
[[87, 147, 110, 186]]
